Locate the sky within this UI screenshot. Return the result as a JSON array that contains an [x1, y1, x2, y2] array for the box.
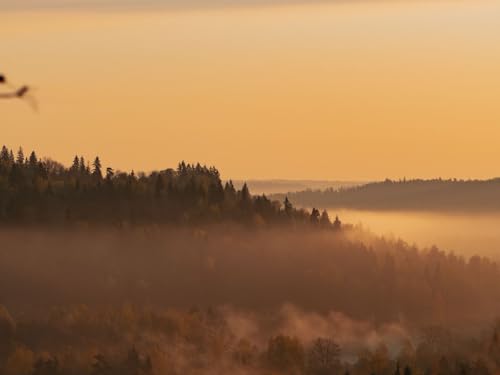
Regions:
[[2, 0, 500, 180]]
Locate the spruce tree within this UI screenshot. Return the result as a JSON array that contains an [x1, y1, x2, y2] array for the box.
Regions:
[[29, 151, 38, 166], [79, 156, 86, 174], [92, 157, 102, 179], [16, 147, 24, 165], [71, 155, 79, 172], [320, 209, 331, 227]]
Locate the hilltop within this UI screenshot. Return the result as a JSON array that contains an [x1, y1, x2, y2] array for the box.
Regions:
[[272, 178, 500, 212]]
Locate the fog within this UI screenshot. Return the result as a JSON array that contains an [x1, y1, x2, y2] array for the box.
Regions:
[[334, 210, 500, 260], [1, 226, 498, 326], [1, 226, 500, 374]]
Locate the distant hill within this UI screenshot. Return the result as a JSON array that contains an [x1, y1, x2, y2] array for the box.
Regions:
[[271, 178, 500, 212], [231, 179, 364, 195]]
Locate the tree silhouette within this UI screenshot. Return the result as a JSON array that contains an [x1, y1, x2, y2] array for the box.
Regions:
[[92, 157, 102, 179], [320, 210, 331, 227], [29, 151, 37, 167], [310, 208, 320, 224], [16, 147, 24, 165], [70, 155, 80, 173]]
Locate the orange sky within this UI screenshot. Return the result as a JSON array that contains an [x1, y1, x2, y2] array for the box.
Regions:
[[2, 1, 500, 180]]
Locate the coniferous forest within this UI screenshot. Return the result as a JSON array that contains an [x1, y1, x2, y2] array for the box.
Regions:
[[272, 179, 500, 212], [1, 146, 500, 375], [0, 145, 328, 227]]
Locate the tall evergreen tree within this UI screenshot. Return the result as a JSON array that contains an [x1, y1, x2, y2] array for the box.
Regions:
[[320, 210, 331, 227], [29, 151, 38, 166], [71, 155, 80, 172], [79, 156, 86, 174], [0, 146, 10, 162], [310, 208, 320, 224], [240, 183, 251, 202], [16, 147, 24, 165], [92, 157, 102, 179]]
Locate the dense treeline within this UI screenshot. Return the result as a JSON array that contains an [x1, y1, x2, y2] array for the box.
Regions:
[[0, 145, 338, 227], [1, 228, 498, 326], [1, 303, 500, 375], [272, 178, 500, 212]]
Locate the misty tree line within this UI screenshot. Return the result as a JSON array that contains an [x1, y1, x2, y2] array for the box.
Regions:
[[0, 146, 340, 227], [273, 178, 500, 212], [1, 227, 499, 375], [1, 305, 500, 375]]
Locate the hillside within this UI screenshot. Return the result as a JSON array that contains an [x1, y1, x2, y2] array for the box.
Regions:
[[0, 145, 333, 227], [272, 178, 500, 212]]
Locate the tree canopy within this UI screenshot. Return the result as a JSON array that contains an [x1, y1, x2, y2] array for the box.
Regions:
[[0, 145, 340, 229]]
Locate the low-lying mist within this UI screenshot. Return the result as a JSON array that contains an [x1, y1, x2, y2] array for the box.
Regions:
[[1, 226, 500, 374], [329, 210, 500, 261], [1, 225, 498, 326]]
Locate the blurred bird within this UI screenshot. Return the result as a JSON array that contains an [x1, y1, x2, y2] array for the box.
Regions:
[[0, 73, 38, 111]]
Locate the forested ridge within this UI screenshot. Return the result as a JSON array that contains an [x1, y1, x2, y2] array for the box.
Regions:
[[0, 145, 338, 227], [2, 146, 500, 375], [273, 178, 500, 212]]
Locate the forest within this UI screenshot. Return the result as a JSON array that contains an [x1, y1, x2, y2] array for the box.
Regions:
[[272, 179, 500, 212], [1, 146, 500, 375], [0, 145, 338, 227], [1, 227, 500, 375]]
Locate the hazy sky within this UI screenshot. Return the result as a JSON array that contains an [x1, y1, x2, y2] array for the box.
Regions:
[[2, 0, 500, 180]]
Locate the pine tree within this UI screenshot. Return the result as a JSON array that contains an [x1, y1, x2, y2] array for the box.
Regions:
[[16, 147, 24, 165], [320, 209, 331, 227], [310, 208, 320, 224], [29, 151, 38, 166], [92, 157, 102, 179], [224, 180, 236, 195], [79, 156, 86, 174], [71, 155, 79, 172], [0, 146, 10, 162], [177, 161, 187, 175], [240, 183, 251, 202]]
